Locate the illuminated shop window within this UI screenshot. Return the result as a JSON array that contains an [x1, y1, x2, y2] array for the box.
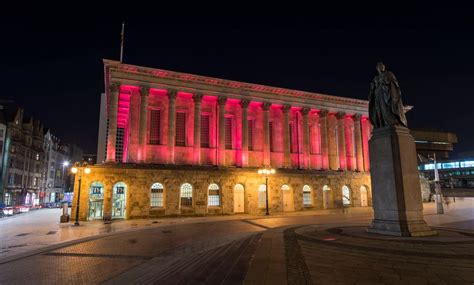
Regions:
[[303, 185, 312, 206], [150, 183, 164, 207], [180, 183, 193, 207], [208, 183, 220, 206]]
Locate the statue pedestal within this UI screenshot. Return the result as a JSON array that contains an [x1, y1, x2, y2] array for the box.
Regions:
[[367, 126, 436, 237]]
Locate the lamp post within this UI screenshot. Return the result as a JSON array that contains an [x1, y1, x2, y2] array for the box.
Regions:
[[258, 167, 275, 215], [429, 153, 444, 214], [71, 162, 91, 226]]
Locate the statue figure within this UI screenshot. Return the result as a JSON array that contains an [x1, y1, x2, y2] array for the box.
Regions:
[[369, 62, 408, 128]]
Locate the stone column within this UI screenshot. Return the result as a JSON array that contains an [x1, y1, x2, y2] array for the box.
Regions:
[[327, 113, 339, 170], [362, 117, 371, 172], [240, 99, 250, 167], [282, 105, 291, 168], [302, 107, 311, 169], [106, 82, 120, 163], [193, 93, 203, 165], [319, 110, 329, 169], [138, 86, 149, 163], [354, 114, 364, 171], [336, 112, 347, 170], [218, 96, 227, 166], [262, 102, 271, 166], [167, 89, 177, 164]]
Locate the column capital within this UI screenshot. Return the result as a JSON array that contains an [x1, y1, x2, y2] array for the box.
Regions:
[[240, 99, 250, 108], [262, 102, 271, 111], [319, 109, 329, 117], [167, 89, 178, 100], [282, 104, 291, 113], [353, 113, 362, 121], [301, 107, 311, 116], [139, 86, 150, 96], [336, 112, 346, 119], [218, 96, 227, 105], [193, 92, 203, 103], [108, 82, 121, 93]]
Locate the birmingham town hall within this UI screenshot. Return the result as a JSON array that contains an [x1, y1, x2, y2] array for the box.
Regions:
[[73, 59, 373, 221]]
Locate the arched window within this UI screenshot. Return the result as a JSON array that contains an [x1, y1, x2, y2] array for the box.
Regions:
[[303, 185, 312, 206], [258, 184, 266, 208], [281, 184, 290, 191], [342, 185, 351, 206], [151, 183, 164, 207], [234, 184, 244, 192], [208, 183, 220, 206], [180, 183, 193, 207]]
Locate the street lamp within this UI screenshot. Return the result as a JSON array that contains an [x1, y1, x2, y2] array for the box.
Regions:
[[62, 161, 70, 192], [71, 162, 91, 226], [258, 167, 275, 215]]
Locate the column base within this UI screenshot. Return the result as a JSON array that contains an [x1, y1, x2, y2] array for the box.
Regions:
[[368, 219, 437, 237]]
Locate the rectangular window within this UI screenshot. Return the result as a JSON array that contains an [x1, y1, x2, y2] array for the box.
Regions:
[[175, 112, 186, 147], [303, 192, 312, 206], [225, 117, 232, 150], [115, 127, 125, 162], [208, 190, 220, 206], [200, 114, 210, 148], [150, 188, 164, 207], [149, 110, 161, 145], [248, 119, 254, 151], [269, 121, 274, 152], [289, 123, 297, 153]]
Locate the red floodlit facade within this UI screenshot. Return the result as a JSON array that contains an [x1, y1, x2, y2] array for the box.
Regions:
[[99, 60, 372, 171]]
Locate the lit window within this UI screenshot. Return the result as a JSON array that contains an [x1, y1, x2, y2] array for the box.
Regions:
[[342, 185, 351, 206], [208, 183, 220, 206], [180, 183, 193, 207], [35, 153, 39, 160], [303, 185, 312, 206], [149, 110, 161, 145], [150, 183, 164, 207], [258, 184, 266, 208]]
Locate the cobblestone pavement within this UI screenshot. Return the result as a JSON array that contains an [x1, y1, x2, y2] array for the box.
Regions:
[[0, 199, 472, 284]]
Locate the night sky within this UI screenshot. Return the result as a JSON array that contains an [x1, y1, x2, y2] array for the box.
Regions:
[[2, 7, 474, 155]]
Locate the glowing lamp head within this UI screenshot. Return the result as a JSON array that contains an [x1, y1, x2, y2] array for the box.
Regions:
[[258, 170, 262, 174], [71, 167, 78, 174], [270, 169, 275, 174], [84, 168, 91, 174], [63, 161, 70, 167]]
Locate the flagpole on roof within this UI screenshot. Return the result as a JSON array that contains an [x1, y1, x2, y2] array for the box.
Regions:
[[120, 21, 125, 63]]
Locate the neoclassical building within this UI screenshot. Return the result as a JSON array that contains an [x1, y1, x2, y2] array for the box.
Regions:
[[73, 59, 372, 221]]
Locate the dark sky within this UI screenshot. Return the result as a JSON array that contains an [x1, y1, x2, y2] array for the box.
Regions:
[[2, 6, 474, 154]]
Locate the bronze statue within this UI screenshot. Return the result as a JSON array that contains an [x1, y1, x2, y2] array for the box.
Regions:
[[369, 62, 408, 128]]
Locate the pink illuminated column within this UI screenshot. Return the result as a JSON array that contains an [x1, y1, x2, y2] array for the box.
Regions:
[[328, 113, 339, 170], [336, 112, 347, 170], [353, 114, 364, 171], [218, 96, 227, 166], [302, 107, 311, 169], [282, 104, 291, 168], [262, 102, 271, 166], [106, 82, 120, 162], [240, 99, 250, 167], [167, 89, 177, 164], [193, 93, 203, 165], [319, 110, 329, 169], [138, 86, 149, 163]]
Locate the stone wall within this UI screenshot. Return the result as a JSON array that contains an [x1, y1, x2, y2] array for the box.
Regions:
[[72, 165, 371, 221]]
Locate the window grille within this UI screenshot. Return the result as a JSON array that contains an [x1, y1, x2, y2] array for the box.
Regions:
[[151, 182, 164, 207], [225, 117, 232, 149], [201, 114, 210, 148], [149, 110, 161, 145], [208, 183, 220, 206], [180, 183, 193, 207], [176, 112, 186, 146]]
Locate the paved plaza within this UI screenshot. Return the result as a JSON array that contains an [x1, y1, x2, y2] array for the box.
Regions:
[[0, 198, 473, 284]]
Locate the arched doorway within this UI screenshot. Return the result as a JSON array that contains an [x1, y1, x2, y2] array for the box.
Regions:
[[360, 185, 368, 207], [342, 185, 351, 206], [282, 184, 294, 212], [89, 182, 104, 220], [233, 184, 245, 213], [112, 182, 127, 219], [323, 185, 331, 209]]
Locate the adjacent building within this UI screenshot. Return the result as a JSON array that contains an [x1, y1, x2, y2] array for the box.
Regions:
[[73, 59, 373, 221], [43, 130, 71, 203]]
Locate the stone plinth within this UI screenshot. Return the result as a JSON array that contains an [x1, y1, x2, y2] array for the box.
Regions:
[[367, 126, 436, 237]]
